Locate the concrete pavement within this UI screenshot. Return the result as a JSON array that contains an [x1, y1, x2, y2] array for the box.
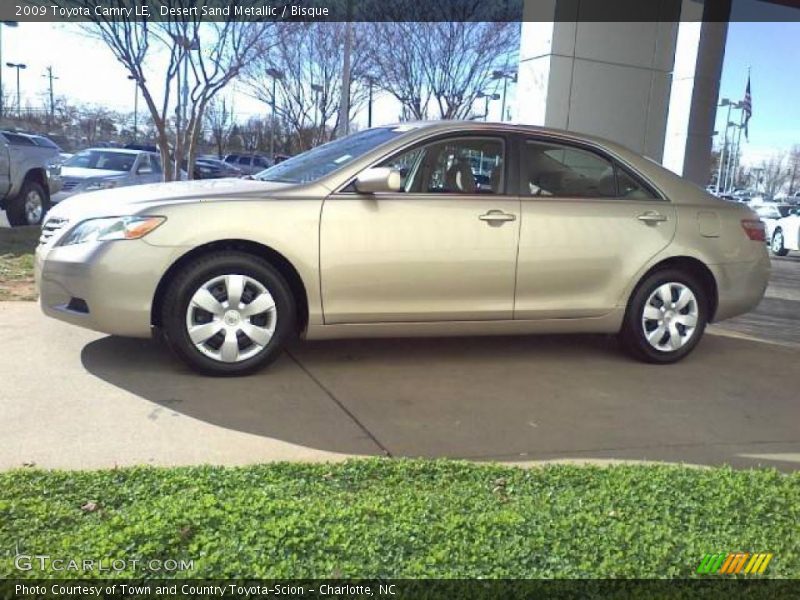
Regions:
[[1, 298, 799, 471]]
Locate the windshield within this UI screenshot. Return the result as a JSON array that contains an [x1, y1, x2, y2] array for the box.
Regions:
[[63, 150, 135, 172], [254, 126, 411, 184]]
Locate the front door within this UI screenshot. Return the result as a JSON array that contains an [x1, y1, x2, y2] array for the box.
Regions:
[[320, 135, 520, 324], [514, 137, 677, 319]]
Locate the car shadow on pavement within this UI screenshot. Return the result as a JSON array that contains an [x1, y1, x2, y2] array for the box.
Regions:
[[82, 335, 800, 468], [80, 332, 800, 469]]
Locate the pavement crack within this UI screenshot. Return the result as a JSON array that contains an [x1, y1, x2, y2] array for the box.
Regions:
[[284, 350, 393, 457]]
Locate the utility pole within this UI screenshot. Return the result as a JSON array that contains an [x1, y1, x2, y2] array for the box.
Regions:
[[43, 66, 58, 123]]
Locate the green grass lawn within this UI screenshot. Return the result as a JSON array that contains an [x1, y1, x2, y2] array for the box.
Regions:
[[0, 226, 38, 301], [1, 459, 798, 579]]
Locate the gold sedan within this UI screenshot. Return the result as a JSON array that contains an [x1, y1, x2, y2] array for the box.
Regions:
[[36, 122, 769, 375]]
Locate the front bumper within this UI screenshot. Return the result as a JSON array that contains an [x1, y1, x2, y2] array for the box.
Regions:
[[36, 239, 180, 338], [709, 251, 771, 322]]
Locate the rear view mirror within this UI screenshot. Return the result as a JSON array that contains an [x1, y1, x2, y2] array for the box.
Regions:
[[354, 167, 401, 194]]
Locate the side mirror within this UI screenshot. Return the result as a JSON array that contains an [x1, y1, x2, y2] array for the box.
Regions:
[[354, 167, 401, 194]]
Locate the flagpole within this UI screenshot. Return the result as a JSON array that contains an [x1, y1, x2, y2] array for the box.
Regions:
[[733, 67, 751, 192]]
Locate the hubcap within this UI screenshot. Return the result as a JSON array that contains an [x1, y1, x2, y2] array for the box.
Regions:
[[24, 190, 43, 224], [641, 282, 699, 353], [185, 274, 277, 363]]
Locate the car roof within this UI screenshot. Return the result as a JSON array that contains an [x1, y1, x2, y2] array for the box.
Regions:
[[79, 147, 150, 155]]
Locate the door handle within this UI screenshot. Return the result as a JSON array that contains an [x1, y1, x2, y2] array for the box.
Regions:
[[479, 210, 517, 224], [637, 211, 668, 224]]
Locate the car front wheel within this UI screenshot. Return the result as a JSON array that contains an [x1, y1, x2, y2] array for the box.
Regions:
[[6, 180, 50, 227], [160, 252, 296, 376], [620, 269, 708, 364]]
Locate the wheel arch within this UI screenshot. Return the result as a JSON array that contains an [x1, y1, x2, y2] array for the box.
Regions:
[[151, 239, 310, 334], [19, 168, 50, 197], [628, 256, 719, 322]]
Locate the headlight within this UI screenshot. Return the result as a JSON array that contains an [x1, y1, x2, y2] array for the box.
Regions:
[[59, 216, 166, 246], [84, 180, 119, 191]]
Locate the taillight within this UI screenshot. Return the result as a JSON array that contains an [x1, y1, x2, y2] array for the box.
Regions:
[[741, 219, 766, 242]]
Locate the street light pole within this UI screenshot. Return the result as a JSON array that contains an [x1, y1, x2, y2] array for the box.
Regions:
[[366, 77, 374, 128], [6, 62, 26, 118], [716, 99, 732, 193], [492, 69, 517, 122], [476, 92, 500, 121], [0, 22, 19, 121], [337, 0, 353, 137], [127, 75, 139, 142], [266, 68, 284, 161]]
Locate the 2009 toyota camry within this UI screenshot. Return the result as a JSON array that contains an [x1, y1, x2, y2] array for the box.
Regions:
[[36, 122, 769, 376]]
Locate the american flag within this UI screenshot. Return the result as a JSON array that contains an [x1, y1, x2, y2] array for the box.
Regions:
[[742, 76, 752, 140]]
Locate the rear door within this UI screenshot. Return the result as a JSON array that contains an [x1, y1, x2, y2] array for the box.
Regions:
[[514, 136, 676, 319]]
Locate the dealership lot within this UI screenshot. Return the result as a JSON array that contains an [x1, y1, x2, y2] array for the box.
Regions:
[[1, 254, 798, 472]]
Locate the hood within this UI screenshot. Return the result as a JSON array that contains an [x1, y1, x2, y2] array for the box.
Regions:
[[46, 178, 292, 222], [60, 167, 128, 180]]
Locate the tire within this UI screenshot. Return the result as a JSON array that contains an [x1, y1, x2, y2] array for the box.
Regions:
[[160, 251, 296, 376], [619, 269, 708, 364], [6, 180, 49, 227], [771, 229, 789, 257]]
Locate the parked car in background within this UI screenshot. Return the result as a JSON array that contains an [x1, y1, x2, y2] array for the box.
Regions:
[[223, 153, 272, 175], [0, 130, 62, 226], [37, 122, 769, 375], [124, 143, 159, 153], [784, 191, 800, 206], [753, 203, 795, 242], [53, 148, 164, 204], [184, 157, 243, 179], [768, 207, 800, 256]]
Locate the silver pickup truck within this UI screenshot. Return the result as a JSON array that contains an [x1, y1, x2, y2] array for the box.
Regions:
[[0, 131, 62, 227]]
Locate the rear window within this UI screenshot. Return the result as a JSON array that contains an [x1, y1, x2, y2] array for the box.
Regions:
[[1, 132, 36, 146]]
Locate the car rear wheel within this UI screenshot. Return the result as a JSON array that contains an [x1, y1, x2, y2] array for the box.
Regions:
[[6, 180, 50, 227], [160, 252, 296, 376], [771, 229, 789, 257], [619, 269, 708, 364]]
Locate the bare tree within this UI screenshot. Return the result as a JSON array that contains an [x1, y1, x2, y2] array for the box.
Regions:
[[205, 97, 235, 158], [787, 144, 800, 195], [366, 21, 519, 120], [242, 23, 368, 152], [760, 153, 790, 198], [66, 0, 270, 180]]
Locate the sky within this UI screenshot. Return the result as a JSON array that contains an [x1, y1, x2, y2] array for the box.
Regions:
[[714, 21, 800, 165], [1, 6, 798, 164]]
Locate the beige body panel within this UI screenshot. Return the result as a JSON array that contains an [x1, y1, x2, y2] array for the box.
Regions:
[[319, 193, 520, 323], [514, 198, 676, 319]]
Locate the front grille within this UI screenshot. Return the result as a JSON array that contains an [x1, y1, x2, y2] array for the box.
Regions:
[[39, 217, 69, 245]]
